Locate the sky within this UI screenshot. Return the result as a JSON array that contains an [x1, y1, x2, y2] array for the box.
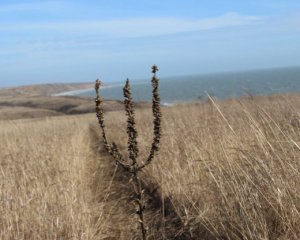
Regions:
[[1, 0, 300, 87]]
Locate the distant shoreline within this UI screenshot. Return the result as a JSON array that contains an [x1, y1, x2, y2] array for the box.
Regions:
[[54, 81, 149, 97], [53, 66, 300, 104]]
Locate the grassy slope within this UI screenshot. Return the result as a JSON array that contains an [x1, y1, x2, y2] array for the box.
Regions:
[[0, 94, 300, 239], [0, 95, 150, 120], [0, 82, 93, 96]]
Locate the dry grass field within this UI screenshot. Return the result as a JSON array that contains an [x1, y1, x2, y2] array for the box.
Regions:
[[1, 93, 300, 239]]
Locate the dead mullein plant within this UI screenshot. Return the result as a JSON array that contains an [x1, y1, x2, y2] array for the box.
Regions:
[[94, 65, 162, 240]]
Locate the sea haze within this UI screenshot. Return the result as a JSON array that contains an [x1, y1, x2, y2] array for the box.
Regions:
[[66, 66, 300, 104]]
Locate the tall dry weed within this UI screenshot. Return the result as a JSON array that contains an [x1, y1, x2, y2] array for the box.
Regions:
[[94, 65, 162, 240]]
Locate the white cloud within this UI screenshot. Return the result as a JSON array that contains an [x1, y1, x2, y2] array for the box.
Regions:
[[0, 12, 262, 37]]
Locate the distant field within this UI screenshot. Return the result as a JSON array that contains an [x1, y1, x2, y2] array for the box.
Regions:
[[0, 82, 94, 96], [0, 94, 150, 121], [0, 93, 299, 239], [0, 83, 97, 119]]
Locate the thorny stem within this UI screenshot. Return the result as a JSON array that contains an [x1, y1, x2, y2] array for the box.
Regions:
[[133, 171, 147, 240]]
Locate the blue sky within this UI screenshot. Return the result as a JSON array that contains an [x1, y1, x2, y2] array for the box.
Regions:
[[1, 0, 300, 87]]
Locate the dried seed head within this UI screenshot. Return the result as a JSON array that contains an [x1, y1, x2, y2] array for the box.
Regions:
[[95, 79, 101, 90], [123, 78, 139, 164], [152, 65, 159, 74], [139, 65, 161, 170], [94, 79, 112, 153]]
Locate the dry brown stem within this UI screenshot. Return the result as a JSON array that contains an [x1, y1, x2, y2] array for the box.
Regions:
[[94, 65, 162, 240]]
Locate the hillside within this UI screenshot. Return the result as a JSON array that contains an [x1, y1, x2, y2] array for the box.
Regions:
[[0, 82, 93, 96], [0, 83, 150, 120], [0, 93, 299, 239]]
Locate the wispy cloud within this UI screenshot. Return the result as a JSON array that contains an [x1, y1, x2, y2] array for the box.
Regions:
[[0, 1, 66, 13], [0, 12, 262, 38]]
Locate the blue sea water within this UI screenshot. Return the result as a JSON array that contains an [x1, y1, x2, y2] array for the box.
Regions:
[[71, 66, 300, 104]]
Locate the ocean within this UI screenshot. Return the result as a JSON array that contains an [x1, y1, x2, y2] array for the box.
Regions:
[[62, 66, 300, 104]]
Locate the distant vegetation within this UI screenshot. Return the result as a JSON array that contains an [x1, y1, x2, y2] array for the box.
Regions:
[[0, 94, 150, 121]]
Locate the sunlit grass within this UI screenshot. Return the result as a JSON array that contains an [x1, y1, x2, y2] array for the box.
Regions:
[[1, 94, 299, 239]]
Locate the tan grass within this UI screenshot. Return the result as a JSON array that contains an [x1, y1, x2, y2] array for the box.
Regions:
[[99, 94, 300, 239], [0, 106, 63, 120], [1, 93, 300, 239], [0, 115, 96, 239]]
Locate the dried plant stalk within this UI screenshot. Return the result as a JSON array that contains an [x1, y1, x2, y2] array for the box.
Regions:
[[94, 65, 162, 240], [139, 64, 161, 170], [95, 79, 111, 152], [95, 80, 131, 171]]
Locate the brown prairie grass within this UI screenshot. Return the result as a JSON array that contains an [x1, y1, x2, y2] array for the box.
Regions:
[[0, 93, 300, 239], [98, 94, 300, 239], [0, 106, 63, 120], [0, 115, 96, 239]]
